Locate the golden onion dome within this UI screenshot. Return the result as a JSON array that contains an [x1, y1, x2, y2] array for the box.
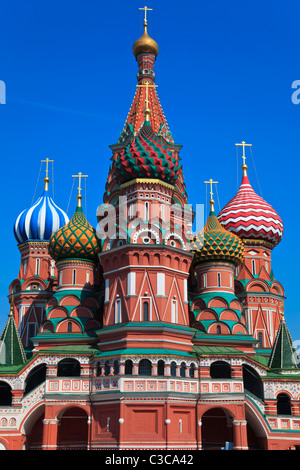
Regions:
[[49, 195, 100, 263], [133, 22, 159, 58], [190, 200, 244, 267]]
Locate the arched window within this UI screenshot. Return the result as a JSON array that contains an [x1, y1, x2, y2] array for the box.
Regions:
[[210, 360, 231, 379], [104, 361, 110, 376], [145, 201, 149, 221], [138, 359, 152, 376], [67, 321, 72, 333], [115, 299, 122, 324], [125, 359, 133, 375], [180, 362, 186, 378], [258, 332, 263, 348], [217, 325, 221, 334], [24, 364, 47, 395], [72, 269, 76, 285], [129, 204, 134, 220], [0, 381, 12, 406], [189, 363, 195, 378], [243, 364, 264, 401], [252, 259, 256, 275], [24, 259, 28, 276], [170, 361, 177, 377], [50, 260, 55, 277], [143, 301, 149, 322], [113, 360, 119, 375], [35, 258, 40, 276], [203, 274, 207, 288], [157, 360, 165, 376], [217, 272, 221, 287], [171, 299, 177, 323], [277, 393, 292, 415], [57, 358, 81, 377]]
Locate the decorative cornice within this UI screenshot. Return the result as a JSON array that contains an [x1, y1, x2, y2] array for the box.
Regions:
[[120, 178, 174, 191], [56, 258, 95, 268], [242, 238, 275, 250]]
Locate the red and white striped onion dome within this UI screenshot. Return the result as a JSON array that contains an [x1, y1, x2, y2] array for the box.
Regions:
[[218, 167, 283, 248]]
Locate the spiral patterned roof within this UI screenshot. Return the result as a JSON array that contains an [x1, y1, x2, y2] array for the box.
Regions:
[[49, 203, 100, 262], [114, 121, 180, 185], [190, 206, 244, 266], [14, 188, 69, 245], [218, 172, 283, 247]]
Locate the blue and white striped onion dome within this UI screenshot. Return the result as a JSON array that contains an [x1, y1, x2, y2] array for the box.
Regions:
[[14, 187, 69, 245]]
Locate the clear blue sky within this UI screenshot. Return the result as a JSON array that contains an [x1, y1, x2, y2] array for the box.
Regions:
[[1, 0, 300, 340]]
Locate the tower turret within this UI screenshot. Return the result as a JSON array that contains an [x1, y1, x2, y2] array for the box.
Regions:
[[10, 160, 69, 348], [218, 143, 285, 349], [190, 181, 248, 336]]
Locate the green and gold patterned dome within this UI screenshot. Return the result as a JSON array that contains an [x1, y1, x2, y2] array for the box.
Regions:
[[190, 200, 244, 267], [49, 195, 100, 262]]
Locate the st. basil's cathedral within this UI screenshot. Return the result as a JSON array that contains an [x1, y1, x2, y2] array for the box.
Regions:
[[0, 8, 299, 451]]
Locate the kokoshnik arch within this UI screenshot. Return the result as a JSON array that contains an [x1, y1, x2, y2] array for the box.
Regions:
[[0, 7, 299, 451]]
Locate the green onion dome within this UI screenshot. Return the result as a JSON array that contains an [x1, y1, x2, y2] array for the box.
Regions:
[[49, 197, 100, 262], [114, 121, 180, 185], [190, 202, 244, 266]]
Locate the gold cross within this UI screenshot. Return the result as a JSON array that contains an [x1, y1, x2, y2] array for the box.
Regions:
[[41, 158, 54, 178], [137, 81, 158, 120], [235, 141, 252, 166], [204, 178, 218, 201], [72, 172, 88, 205], [139, 5, 153, 24], [41, 158, 54, 190]]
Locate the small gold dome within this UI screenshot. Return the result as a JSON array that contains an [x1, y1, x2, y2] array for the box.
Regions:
[[133, 22, 159, 58]]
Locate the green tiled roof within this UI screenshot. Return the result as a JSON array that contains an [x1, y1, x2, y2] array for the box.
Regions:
[[0, 310, 26, 367], [268, 317, 300, 371], [192, 345, 242, 356]]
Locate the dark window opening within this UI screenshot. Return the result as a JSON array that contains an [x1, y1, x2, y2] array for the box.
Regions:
[[57, 358, 80, 377], [210, 361, 231, 379]]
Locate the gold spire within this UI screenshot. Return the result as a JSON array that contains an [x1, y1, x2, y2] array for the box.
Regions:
[[136, 80, 158, 121], [72, 172, 88, 208], [133, 6, 159, 57], [9, 294, 14, 317], [204, 178, 218, 212], [41, 158, 54, 191], [235, 141, 252, 177]]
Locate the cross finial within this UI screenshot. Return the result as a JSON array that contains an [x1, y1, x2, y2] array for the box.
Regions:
[[136, 81, 158, 121], [41, 158, 54, 190], [72, 172, 88, 207], [235, 141, 252, 176], [139, 5, 153, 25], [204, 178, 218, 212]]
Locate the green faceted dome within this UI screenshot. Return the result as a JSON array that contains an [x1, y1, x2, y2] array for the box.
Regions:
[[49, 198, 100, 262], [190, 203, 244, 266], [114, 121, 180, 185]]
